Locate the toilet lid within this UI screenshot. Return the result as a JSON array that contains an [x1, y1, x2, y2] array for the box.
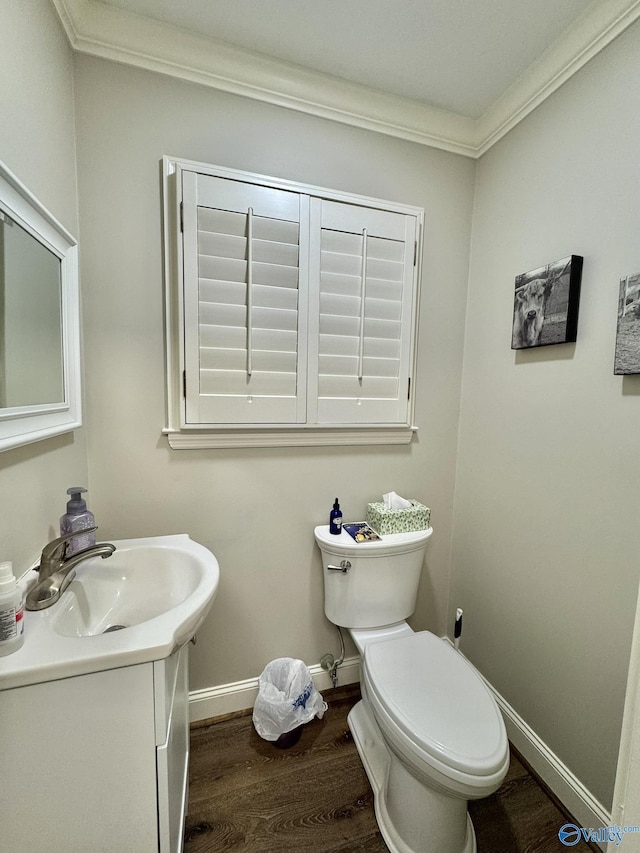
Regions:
[[364, 632, 507, 776]]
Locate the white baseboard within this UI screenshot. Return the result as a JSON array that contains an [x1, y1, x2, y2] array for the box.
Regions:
[[500, 696, 610, 849], [189, 655, 361, 723], [445, 639, 610, 848]]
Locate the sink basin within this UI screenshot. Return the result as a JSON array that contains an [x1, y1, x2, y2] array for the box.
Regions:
[[51, 539, 212, 637], [0, 534, 219, 690]]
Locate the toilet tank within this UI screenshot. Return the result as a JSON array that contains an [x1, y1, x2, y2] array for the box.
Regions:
[[314, 525, 433, 629]]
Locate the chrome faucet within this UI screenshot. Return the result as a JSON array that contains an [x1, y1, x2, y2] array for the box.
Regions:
[[25, 527, 116, 611]]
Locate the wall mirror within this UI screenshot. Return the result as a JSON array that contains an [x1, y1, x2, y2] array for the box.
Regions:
[[0, 161, 81, 451]]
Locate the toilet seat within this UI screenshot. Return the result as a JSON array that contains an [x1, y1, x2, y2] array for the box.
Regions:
[[363, 631, 509, 792]]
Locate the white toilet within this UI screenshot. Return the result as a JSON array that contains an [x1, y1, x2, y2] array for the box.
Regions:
[[314, 524, 509, 853]]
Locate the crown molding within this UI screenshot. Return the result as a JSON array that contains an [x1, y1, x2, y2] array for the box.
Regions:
[[475, 0, 640, 155], [52, 0, 640, 159]]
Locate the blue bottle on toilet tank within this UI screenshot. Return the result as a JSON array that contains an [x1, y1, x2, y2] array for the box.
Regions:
[[329, 498, 342, 535]]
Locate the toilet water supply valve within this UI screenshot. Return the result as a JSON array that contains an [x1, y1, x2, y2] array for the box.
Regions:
[[320, 626, 346, 688]]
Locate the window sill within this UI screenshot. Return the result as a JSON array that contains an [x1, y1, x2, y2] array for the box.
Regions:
[[163, 426, 417, 449]]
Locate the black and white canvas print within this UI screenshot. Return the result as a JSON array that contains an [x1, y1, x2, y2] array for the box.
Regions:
[[511, 255, 583, 349], [614, 273, 640, 374]]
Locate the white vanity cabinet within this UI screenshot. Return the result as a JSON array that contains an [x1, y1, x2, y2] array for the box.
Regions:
[[1, 643, 190, 853]]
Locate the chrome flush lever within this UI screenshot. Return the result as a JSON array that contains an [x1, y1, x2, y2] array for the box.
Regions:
[[327, 561, 351, 573]]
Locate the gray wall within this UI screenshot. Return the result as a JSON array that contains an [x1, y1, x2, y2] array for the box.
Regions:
[[0, 0, 88, 573], [3, 0, 639, 818], [451, 19, 640, 809], [73, 56, 475, 688]]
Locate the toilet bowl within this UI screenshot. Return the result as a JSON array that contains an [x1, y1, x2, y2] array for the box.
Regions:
[[314, 525, 509, 853]]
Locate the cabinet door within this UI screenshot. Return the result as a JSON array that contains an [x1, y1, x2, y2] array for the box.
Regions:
[[1, 665, 158, 853], [156, 643, 190, 853], [308, 198, 418, 425], [182, 171, 308, 425]]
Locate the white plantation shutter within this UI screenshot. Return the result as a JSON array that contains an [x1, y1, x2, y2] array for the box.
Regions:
[[182, 172, 307, 424], [308, 199, 417, 424], [169, 160, 422, 444]]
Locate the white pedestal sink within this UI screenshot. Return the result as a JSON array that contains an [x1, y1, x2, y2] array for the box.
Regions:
[[0, 533, 220, 853], [0, 533, 219, 689]]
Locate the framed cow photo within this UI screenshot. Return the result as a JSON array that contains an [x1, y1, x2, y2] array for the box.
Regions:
[[511, 255, 583, 349], [614, 273, 640, 374]]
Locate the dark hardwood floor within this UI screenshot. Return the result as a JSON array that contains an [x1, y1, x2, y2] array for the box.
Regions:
[[184, 685, 598, 852]]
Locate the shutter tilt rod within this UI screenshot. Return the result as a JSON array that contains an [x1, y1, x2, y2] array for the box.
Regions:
[[358, 228, 367, 381], [246, 207, 253, 377]]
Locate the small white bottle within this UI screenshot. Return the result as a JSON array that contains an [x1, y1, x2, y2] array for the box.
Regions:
[[0, 561, 24, 656]]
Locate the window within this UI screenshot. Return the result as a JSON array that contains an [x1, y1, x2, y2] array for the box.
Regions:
[[162, 158, 422, 448]]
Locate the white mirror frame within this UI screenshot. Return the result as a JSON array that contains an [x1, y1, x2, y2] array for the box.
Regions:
[[0, 161, 81, 451]]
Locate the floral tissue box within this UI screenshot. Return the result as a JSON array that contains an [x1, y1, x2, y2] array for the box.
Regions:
[[365, 500, 431, 535]]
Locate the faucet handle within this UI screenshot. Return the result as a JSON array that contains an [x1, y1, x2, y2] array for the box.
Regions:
[[40, 526, 99, 565]]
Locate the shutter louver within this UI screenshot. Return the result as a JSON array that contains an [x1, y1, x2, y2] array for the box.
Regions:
[[183, 173, 304, 424], [314, 201, 416, 424]]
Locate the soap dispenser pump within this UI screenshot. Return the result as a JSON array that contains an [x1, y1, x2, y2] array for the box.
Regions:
[[329, 498, 342, 535], [60, 487, 96, 556]]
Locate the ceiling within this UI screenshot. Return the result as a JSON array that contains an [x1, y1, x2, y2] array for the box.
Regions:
[[95, 0, 597, 119], [53, 0, 640, 155]]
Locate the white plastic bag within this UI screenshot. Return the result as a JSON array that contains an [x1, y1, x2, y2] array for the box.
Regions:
[[252, 657, 327, 742]]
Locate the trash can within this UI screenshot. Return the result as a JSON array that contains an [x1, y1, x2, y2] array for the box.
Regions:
[[252, 658, 327, 748]]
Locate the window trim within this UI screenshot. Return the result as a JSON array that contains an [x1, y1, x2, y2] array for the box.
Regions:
[[162, 156, 422, 449]]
